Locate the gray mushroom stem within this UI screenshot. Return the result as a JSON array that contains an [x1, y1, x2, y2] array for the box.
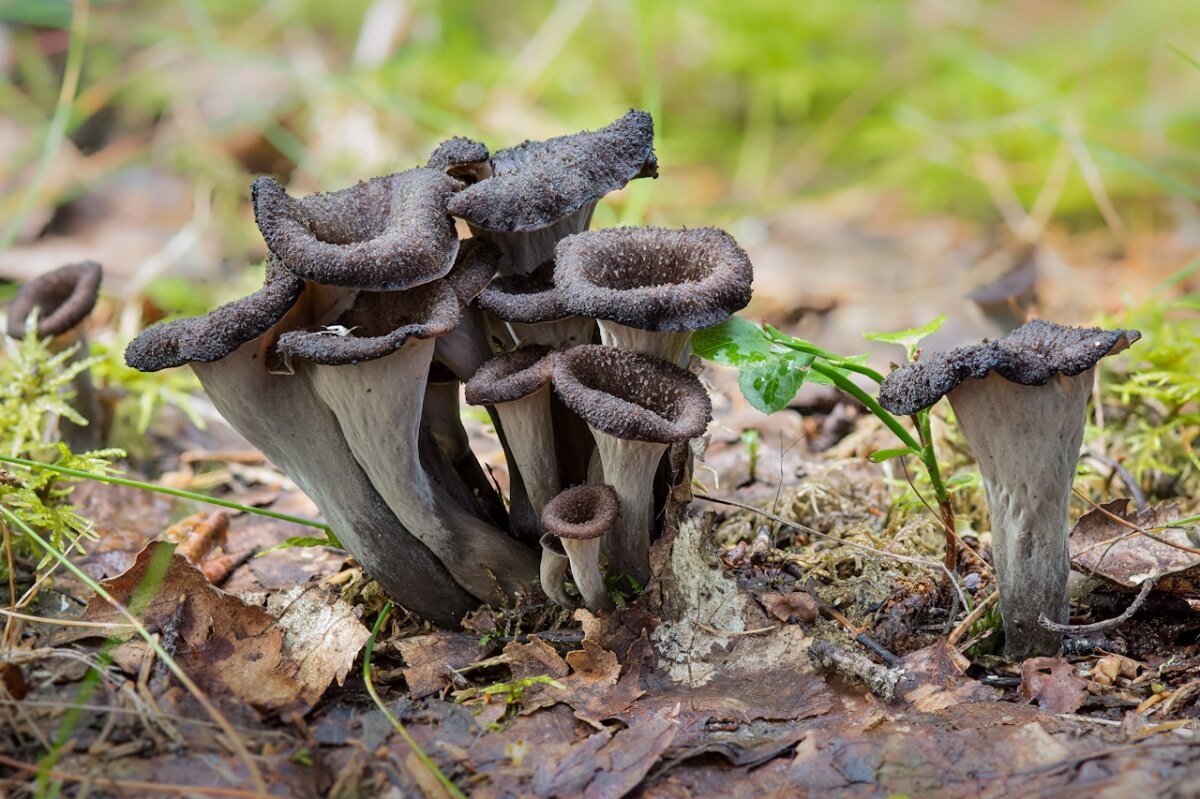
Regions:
[[591, 434, 664, 583], [491, 386, 559, 516], [538, 533, 578, 609], [421, 379, 508, 529], [948, 371, 1091, 658], [303, 339, 538, 602], [192, 343, 476, 628], [560, 533, 611, 613], [597, 323, 692, 367], [472, 206, 596, 277]]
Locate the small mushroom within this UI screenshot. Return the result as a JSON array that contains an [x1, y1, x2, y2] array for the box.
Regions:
[[553, 345, 711, 583], [542, 484, 619, 613], [967, 251, 1038, 335], [476, 260, 595, 349], [125, 260, 476, 627], [251, 168, 461, 290], [276, 283, 540, 602], [6, 261, 104, 449], [878, 320, 1140, 658], [446, 110, 658, 276], [555, 226, 753, 366]]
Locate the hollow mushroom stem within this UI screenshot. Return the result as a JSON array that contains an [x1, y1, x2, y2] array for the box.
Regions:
[[542, 485, 619, 613], [597, 324, 692, 368], [948, 371, 1091, 658], [591, 434, 665, 583], [538, 533, 578, 609]]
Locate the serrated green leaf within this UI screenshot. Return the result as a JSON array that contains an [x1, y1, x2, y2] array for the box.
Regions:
[[864, 315, 947, 361], [693, 317, 774, 367], [737, 352, 814, 413], [867, 447, 917, 463]]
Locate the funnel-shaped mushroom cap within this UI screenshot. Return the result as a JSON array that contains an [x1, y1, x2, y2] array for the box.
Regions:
[[465, 346, 554, 406], [477, 261, 570, 324], [275, 281, 461, 365], [446, 110, 658, 234], [555, 227, 753, 332], [125, 258, 304, 372], [444, 238, 500, 304], [542, 484, 619, 541], [553, 345, 711, 443], [426, 136, 492, 184], [878, 320, 1141, 417], [252, 168, 461, 290], [7, 261, 102, 339]]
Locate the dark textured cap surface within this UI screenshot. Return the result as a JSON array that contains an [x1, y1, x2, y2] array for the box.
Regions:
[[275, 280, 460, 365], [252, 168, 460, 290], [125, 258, 303, 372], [477, 261, 570, 324], [464, 345, 554, 405], [878, 319, 1141, 416], [542, 484, 619, 541], [555, 226, 752, 331], [446, 110, 658, 233], [7, 261, 102, 339], [426, 136, 492, 183], [553, 345, 711, 443], [444, 238, 500, 304]]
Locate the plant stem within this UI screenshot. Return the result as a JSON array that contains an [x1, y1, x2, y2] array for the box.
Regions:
[[915, 410, 958, 571], [766, 330, 887, 383], [0, 455, 331, 533], [809, 362, 919, 449], [363, 602, 467, 799]]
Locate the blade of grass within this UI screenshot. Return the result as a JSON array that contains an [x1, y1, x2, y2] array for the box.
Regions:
[[0, 454, 332, 533], [0, 506, 268, 798], [0, 0, 89, 253], [363, 602, 467, 799]]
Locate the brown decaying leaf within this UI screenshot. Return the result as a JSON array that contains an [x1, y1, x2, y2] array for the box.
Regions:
[[1019, 657, 1089, 714], [397, 632, 495, 698], [896, 639, 1001, 712], [1070, 498, 1200, 595], [82, 541, 367, 715], [759, 590, 819, 624]]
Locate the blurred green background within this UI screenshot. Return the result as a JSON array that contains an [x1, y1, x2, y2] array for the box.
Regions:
[[2, 0, 1199, 271]]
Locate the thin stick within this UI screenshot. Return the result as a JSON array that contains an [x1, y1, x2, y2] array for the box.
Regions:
[[0, 608, 134, 630], [1038, 574, 1156, 635], [948, 590, 999, 647], [0, 754, 262, 798]]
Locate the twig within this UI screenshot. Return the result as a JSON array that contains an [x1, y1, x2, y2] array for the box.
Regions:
[[693, 621, 778, 637], [948, 590, 999, 647], [0, 754, 263, 798], [1073, 488, 1200, 556], [1038, 574, 1156, 635], [808, 639, 901, 701]]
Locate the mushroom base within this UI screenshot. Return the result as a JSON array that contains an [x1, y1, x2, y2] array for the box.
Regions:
[[949, 370, 1093, 659]]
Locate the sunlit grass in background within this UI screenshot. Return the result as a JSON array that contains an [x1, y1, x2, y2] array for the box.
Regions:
[[2, 0, 1199, 268]]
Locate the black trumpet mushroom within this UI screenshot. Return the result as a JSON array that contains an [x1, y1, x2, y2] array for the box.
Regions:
[[879, 320, 1140, 659]]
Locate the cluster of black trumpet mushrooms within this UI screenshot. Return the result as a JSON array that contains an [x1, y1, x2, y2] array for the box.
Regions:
[[124, 111, 753, 628]]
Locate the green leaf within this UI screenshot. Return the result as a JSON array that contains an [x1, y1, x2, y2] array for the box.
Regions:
[[867, 447, 917, 463], [738, 352, 814, 413], [864, 315, 947, 361], [257, 534, 344, 557], [693, 317, 774, 367]]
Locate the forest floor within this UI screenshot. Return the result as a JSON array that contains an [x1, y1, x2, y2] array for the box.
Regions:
[[4, 182, 1200, 798]]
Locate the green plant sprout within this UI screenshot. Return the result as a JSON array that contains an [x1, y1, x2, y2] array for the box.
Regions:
[[693, 314, 960, 569], [454, 674, 566, 730]]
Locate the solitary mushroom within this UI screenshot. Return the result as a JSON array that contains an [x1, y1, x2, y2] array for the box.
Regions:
[[878, 320, 1140, 658], [251, 168, 461, 290], [542, 484, 619, 613], [125, 261, 477, 627], [7, 261, 104, 449], [555, 226, 753, 366], [446, 110, 658, 276], [276, 283, 540, 602], [553, 345, 711, 583]]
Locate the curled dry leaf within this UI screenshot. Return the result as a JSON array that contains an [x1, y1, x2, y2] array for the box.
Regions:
[[396, 632, 496, 698], [1070, 499, 1200, 595], [80, 541, 368, 715], [1019, 657, 1089, 714], [759, 590, 819, 624]]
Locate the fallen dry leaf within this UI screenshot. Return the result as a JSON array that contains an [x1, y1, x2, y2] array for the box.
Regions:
[[759, 591, 819, 624], [1070, 499, 1200, 596], [1019, 657, 1089, 714], [397, 632, 496, 698], [81, 541, 367, 715], [897, 640, 1001, 712]]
